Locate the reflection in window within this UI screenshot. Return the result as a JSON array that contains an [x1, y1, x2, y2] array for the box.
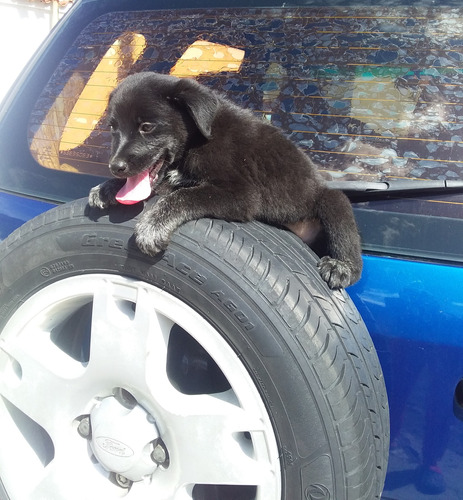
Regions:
[[170, 40, 244, 77], [27, 8, 463, 182], [30, 32, 146, 172]]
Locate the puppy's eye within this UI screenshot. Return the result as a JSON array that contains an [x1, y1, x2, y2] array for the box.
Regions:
[[139, 122, 156, 134]]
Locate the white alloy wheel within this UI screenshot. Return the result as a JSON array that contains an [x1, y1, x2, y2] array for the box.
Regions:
[[0, 274, 281, 500]]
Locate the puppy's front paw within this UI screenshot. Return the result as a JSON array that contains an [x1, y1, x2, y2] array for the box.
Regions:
[[88, 180, 123, 209], [88, 184, 109, 209], [134, 219, 171, 256], [317, 256, 360, 290]]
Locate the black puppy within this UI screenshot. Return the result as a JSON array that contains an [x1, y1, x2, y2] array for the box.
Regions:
[[89, 72, 362, 289]]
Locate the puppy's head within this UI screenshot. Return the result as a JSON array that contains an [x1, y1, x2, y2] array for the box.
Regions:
[[106, 72, 219, 186]]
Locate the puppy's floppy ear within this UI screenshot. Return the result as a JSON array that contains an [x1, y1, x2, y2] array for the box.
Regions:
[[172, 78, 219, 139]]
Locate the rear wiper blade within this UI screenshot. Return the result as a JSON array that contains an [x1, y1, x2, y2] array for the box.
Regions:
[[328, 179, 463, 195]]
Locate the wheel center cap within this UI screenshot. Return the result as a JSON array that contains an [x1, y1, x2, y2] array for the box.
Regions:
[[89, 395, 160, 481]]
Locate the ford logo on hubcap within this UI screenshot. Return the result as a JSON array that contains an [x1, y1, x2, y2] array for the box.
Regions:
[[96, 436, 134, 457]]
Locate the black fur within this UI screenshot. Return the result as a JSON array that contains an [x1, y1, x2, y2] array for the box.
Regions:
[[89, 72, 362, 288]]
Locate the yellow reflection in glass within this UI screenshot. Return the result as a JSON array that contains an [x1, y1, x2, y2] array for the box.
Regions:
[[30, 36, 244, 172], [30, 33, 146, 170], [170, 40, 244, 77], [60, 33, 146, 151]]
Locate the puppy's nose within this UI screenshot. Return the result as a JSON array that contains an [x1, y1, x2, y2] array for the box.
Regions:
[[109, 159, 129, 176]]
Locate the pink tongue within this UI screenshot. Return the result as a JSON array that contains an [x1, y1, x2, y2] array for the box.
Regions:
[[116, 170, 152, 205]]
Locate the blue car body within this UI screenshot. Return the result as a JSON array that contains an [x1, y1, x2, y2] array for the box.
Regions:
[[1, 0, 463, 498]]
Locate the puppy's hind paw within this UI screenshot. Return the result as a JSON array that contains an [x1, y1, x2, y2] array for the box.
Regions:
[[317, 256, 361, 290]]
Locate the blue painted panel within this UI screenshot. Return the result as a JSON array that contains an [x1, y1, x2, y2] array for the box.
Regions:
[[0, 191, 56, 241], [350, 255, 463, 499]]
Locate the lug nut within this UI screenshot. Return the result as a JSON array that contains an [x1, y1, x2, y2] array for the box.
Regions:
[[115, 473, 132, 489], [77, 416, 91, 439], [151, 439, 169, 467]]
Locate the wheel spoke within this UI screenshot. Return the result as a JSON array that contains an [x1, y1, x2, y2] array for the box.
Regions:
[[161, 391, 275, 487], [86, 281, 171, 390], [0, 332, 85, 435], [28, 451, 116, 500], [130, 481, 193, 500]]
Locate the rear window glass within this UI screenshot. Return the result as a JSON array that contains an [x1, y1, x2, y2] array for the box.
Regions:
[[28, 6, 463, 183]]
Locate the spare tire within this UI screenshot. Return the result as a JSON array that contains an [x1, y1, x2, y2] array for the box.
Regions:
[[0, 198, 388, 500]]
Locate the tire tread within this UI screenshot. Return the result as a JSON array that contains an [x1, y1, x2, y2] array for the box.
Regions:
[[176, 217, 389, 500]]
